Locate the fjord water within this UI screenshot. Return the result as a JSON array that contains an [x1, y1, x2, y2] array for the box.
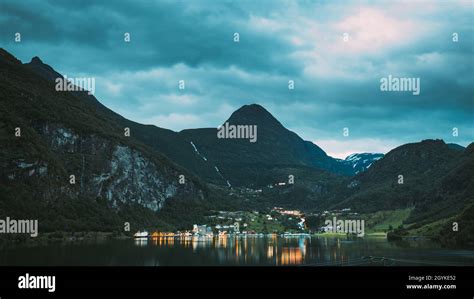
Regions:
[[1, 236, 473, 266]]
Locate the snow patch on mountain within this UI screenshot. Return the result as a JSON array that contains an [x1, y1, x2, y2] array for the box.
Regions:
[[341, 153, 384, 174], [190, 141, 207, 161]]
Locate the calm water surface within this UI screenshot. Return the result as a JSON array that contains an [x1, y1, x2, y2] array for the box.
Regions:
[[1, 236, 473, 266]]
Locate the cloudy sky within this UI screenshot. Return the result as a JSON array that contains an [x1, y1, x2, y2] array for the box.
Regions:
[[1, 0, 473, 158]]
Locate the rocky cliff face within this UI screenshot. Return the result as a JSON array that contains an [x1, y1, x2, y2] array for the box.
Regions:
[[1, 119, 205, 230], [35, 123, 201, 212]]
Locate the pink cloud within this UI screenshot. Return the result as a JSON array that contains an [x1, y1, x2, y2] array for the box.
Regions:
[[332, 7, 421, 54]]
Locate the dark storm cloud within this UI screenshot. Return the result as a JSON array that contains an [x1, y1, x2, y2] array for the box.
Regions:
[[1, 0, 299, 74]]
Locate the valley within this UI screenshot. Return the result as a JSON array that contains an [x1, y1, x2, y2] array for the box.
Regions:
[[0, 48, 473, 249]]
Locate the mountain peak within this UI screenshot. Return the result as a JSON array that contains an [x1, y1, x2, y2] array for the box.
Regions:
[[237, 104, 268, 113], [30, 56, 44, 64], [25, 55, 63, 82], [226, 104, 284, 128]]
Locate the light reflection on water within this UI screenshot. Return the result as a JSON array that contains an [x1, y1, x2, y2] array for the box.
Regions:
[[1, 236, 474, 266], [134, 235, 311, 265], [131, 235, 474, 266]]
